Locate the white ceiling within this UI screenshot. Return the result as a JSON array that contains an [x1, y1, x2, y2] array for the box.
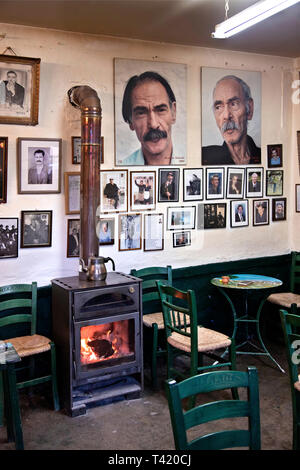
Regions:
[[0, 0, 299, 58]]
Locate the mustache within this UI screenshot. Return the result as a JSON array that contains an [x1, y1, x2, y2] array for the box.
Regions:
[[221, 121, 240, 133], [143, 128, 167, 142]]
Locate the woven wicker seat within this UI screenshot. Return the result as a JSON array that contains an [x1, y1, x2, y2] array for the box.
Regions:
[[143, 312, 165, 329], [268, 252, 300, 313], [6, 334, 51, 358], [168, 326, 231, 353], [268, 292, 300, 308]]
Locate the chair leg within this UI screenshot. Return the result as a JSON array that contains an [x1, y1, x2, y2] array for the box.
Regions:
[[151, 324, 159, 390], [4, 364, 24, 450], [229, 340, 239, 400], [50, 343, 60, 411], [0, 370, 3, 426]]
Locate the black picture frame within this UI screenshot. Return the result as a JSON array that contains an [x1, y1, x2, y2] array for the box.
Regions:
[[206, 167, 225, 200], [226, 167, 245, 199], [21, 210, 52, 248], [158, 168, 180, 203], [197, 203, 226, 229], [230, 200, 249, 228], [0, 137, 8, 203], [183, 168, 203, 201], [267, 144, 282, 168], [173, 231, 191, 248], [67, 219, 80, 257], [272, 198, 287, 222], [253, 199, 269, 226], [98, 217, 115, 246], [246, 167, 264, 198], [266, 169, 283, 197], [0, 217, 18, 258]]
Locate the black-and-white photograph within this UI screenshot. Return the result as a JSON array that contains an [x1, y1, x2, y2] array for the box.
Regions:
[[65, 172, 80, 215], [253, 199, 269, 226], [226, 167, 245, 199], [101, 170, 128, 213], [158, 168, 180, 202], [119, 213, 142, 251], [0, 218, 18, 258], [167, 206, 195, 230], [67, 219, 80, 257], [183, 168, 203, 201], [21, 211, 52, 248], [206, 168, 225, 200], [198, 203, 226, 229], [173, 231, 191, 248], [114, 58, 187, 166], [246, 167, 263, 198], [230, 200, 249, 228], [0, 137, 8, 203]]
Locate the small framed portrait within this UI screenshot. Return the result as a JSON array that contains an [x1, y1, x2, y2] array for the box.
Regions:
[[266, 170, 283, 197], [0, 54, 40, 126], [119, 213, 142, 251], [97, 217, 115, 246], [130, 171, 156, 211], [100, 170, 128, 213], [65, 172, 80, 215], [230, 200, 249, 228], [72, 136, 104, 165], [197, 203, 226, 229], [226, 168, 245, 199], [206, 168, 225, 200], [246, 167, 263, 198], [21, 210, 52, 248], [17, 138, 62, 194], [167, 206, 196, 231], [173, 231, 191, 248], [183, 168, 203, 201], [296, 185, 300, 213], [158, 168, 180, 203], [267, 144, 282, 168], [272, 198, 287, 221], [253, 199, 269, 226], [144, 213, 164, 252], [0, 137, 8, 203], [67, 219, 80, 257], [0, 218, 18, 258]]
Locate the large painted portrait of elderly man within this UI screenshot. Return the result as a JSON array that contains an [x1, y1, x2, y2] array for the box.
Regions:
[[201, 67, 261, 166], [114, 58, 187, 166]]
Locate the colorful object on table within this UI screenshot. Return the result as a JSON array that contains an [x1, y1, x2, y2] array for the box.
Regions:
[[221, 275, 230, 284]]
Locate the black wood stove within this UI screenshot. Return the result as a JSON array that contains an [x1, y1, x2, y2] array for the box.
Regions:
[[52, 272, 143, 417]]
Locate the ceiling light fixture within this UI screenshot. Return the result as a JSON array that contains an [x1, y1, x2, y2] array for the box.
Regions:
[[212, 0, 300, 39]]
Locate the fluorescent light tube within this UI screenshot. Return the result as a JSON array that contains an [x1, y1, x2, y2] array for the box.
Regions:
[[212, 0, 300, 38]]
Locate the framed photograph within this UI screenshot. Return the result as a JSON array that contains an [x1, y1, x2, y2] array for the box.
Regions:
[[266, 169, 283, 197], [197, 203, 226, 229], [226, 167, 245, 199], [167, 206, 196, 231], [206, 168, 225, 200], [21, 210, 52, 248], [267, 144, 282, 168], [253, 199, 269, 226], [173, 231, 191, 248], [100, 170, 128, 213], [201, 67, 261, 166], [230, 200, 249, 228], [17, 138, 62, 194], [0, 137, 8, 203], [0, 218, 18, 258], [130, 171, 156, 211], [114, 58, 187, 166], [67, 219, 80, 257], [65, 172, 80, 215], [144, 213, 164, 252], [296, 185, 300, 213], [0, 54, 40, 126], [97, 217, 115, 246], [72, 136, 104, 164], [158, 168, 180, 202], [246, 167, 263, 198], [183, 168, 203, 201], [272, 198, 287, 221], [119, 213, 142, 251]]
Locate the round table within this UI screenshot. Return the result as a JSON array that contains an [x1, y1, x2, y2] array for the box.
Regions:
[[211, 274, 284, 372]]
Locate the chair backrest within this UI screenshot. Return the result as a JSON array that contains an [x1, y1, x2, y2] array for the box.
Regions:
[[290, 252, 300, 293], [130, 266, 172, 314], [165, 367, 261, 450], [280, 309, 300, 393], [0, 283, 37, 336]]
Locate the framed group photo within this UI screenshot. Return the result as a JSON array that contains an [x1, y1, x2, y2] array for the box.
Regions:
[[198, 203, 226, 230], [130, 171, 156, 211], [64, 172, 80, 215], [253, 199, 269, 226], [158, 168, 180, 202], [97, 217, 115, 246], [266, 170, 283, 197], [0, 218, 18, 258], [206, 168, 225, 200], [144, 213, 164, 252], [0, 54, 40, 126], [0, 137, 8, 203], [226, 168, 245, 199], [100, 170, 128, 213], [173, 231, 191, 248], [17, 138, 62, 194], [246, 168, 263, 198], [272, 198, 287, 221], [72, 136, 104, 165], [167, 206, 195, 231], [21, 210, 52, 248], [119, 213, 142, 251], [230, 200, 249, 228], [267, 144, 282, 168], [183, 168, 203, 201], [67, 219, 80, 257]]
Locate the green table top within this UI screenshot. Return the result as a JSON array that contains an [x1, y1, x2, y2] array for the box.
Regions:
[[211, 274, 282, 290]]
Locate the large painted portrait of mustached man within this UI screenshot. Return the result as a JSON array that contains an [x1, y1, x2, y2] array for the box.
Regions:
[[114, 58, 187, 166], [201, 67, 261, 166]]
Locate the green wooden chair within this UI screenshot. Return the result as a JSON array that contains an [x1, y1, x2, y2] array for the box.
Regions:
[[165, 367, 261, 450], [0, 282, 59, 427], [130, 266, 172, 389], [157, 281, 238, 406], [280, 307, 300, 450], [267, 251, 300, 311]]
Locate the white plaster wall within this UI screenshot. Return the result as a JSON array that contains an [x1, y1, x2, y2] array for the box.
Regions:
[[0, 23, 295, 286]]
